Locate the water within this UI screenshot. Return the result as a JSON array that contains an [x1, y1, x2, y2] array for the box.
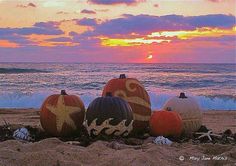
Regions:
[[0, 63, 235, 110]]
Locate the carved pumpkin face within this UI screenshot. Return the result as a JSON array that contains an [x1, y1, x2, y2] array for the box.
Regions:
[[40, 90, 85, 136], [163, 92, 202, 134], [149, 110, 183, 137], [102, 74, 151, 133], [85, 92, 133, 137]]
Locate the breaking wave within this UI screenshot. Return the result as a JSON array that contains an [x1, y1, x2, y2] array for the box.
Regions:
[[0, 68, 49, 74], [0, 92, 235, 110]]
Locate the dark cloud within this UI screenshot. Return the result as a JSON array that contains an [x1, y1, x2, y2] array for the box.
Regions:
[[76, 18, 97, 26], [88, 0, 145, 5], [81, 9, 96, 14], [90, 14, 235, 36], [17, 2, 36, 8], [0, 21, 63, 36], [0, 34, 32, 46], [34, 21, 61, 29], [186, 14, 236, 28]]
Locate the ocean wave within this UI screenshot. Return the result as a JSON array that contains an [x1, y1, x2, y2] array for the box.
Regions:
[[149, 92, 236, 110], [143, 79, 236, 89], [143, 68, 221, 74], [0, 68, 49, 74], [0, 92, 235, 110]]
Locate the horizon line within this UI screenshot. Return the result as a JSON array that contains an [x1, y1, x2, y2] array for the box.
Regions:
[[0, 62, 235, 64]]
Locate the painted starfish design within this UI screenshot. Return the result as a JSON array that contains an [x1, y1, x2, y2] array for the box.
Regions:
[[195, 130, 222, 141], [46, 95, 81, 132]]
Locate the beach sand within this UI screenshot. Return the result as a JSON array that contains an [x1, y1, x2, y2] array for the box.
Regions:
[[0, 109, 235, 166]]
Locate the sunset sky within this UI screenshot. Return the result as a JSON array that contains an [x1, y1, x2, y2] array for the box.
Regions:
[[0, 0, 235, 63]]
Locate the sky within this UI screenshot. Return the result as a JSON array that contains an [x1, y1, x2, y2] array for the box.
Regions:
[[0, 0, 235, 63]]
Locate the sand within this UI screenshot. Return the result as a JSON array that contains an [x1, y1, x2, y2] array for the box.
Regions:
[[0, 109, 235, 166]]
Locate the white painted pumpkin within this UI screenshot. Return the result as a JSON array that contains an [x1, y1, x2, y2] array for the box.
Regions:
[[163, 93, 202, 134]]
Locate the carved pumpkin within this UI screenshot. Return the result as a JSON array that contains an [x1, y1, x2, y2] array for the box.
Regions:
[[163, 92, 202, 134], [40, 90, 85, 136], [149, 110, 183, 137], [85, 92, 133, 137], [102, 74, 151, 133]]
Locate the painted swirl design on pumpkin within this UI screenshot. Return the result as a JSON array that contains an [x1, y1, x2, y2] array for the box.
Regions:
[[132, 113, 150, 122], [114, 90, 151, 109], [84, 118, 133, 136], [125, 79, 145, 92]]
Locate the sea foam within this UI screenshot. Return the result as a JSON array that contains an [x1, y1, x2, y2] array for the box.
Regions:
[[0, 92, 235, 110]]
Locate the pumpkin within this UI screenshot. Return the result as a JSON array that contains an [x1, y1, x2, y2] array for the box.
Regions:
[[85, 92, 133, 137], [163, 92, 202, 134], [40, 90, 85, 136], [102, 74, 151, 133], [149, 110, 183, 137]]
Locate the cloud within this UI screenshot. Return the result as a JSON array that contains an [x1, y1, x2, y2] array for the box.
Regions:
[[81, 9, 96, 14], [56, 11, 69, 14], [28, 3, 36, 7], [17, 2, 36, 8], [153, 4, 159, 8], [0, 21, 63, 38], [34, 21, 60, 28], [207, 0, 223, 2], [46, 37, 72, 42], [186, 14, 236, 28], [88, 0, 145, 5], [0, 40, 20, 48], [0, 34, 32, 46], [90, 14, 235, 36], [76, 18, 97, 27], [95, 9, 109, 12]]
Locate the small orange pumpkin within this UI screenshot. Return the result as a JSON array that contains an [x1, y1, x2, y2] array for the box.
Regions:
[[40, 90, 85, 136], [149, 110, 183, 137], [102, 74, 151, 133]]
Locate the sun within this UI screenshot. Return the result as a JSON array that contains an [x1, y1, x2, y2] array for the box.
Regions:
[[146, 54, 153, 60]]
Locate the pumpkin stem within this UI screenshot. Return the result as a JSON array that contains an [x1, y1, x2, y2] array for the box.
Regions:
[[119, 74, 126, 79], [61, 90, 67, 95], [106, 92, 112, 97], [179, 92, 187, 98], [166, 107, 172, 111]]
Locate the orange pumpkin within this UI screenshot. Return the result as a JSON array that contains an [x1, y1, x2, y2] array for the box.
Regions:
[[40, 90, 85, 136], [102, 74, 151, 132], [149, 110, 183, 137]]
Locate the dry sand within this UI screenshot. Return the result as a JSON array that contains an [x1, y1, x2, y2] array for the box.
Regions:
[[0, 109, 235, 166]]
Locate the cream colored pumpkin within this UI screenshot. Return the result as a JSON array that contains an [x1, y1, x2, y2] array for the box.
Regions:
[[163, 93, 202, 134]]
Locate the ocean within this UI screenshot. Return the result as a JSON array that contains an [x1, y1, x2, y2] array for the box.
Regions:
[[0, 63, 235, 110]]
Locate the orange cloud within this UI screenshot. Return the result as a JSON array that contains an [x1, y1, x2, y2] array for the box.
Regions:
[[101, 27, 236, 47], [0, 40, 19, 48]]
